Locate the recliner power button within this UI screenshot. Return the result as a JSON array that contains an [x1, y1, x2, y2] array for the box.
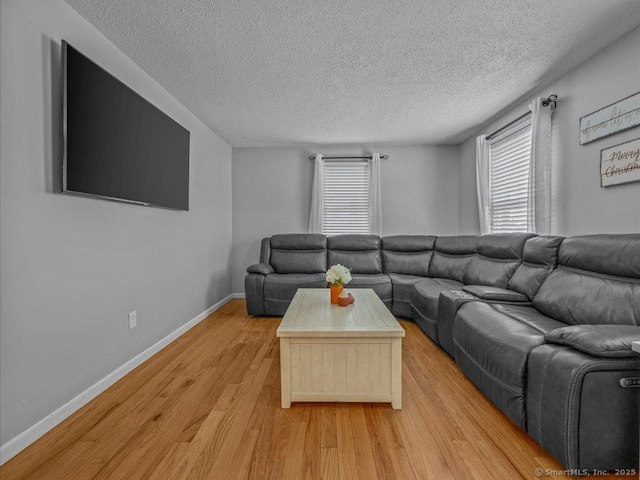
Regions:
[[620, 377, 640, 388]]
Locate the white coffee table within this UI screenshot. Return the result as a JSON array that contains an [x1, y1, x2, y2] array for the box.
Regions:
[[276, 288, 405, 409]]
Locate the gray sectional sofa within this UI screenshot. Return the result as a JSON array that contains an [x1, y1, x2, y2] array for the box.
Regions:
[[245, 232, 640, 471]]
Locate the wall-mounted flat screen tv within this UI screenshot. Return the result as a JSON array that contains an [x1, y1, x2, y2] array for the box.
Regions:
[[62, 41, 190, 210]]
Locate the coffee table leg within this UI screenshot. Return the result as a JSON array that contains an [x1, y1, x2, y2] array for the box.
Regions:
[[280, 338, 291, 408], [391, 338, 402, 409]]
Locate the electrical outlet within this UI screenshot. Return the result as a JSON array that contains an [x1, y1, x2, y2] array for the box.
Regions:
[[129, 311, 137, 330]]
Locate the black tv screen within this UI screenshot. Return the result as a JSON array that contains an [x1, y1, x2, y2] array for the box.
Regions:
[[63, 41, 190, 210]]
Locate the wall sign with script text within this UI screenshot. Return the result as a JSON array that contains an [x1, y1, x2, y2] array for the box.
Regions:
[[600, 138, 640, 187], [579, 92, 640, 145]]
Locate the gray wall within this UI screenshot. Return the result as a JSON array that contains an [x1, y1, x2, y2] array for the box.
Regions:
[[0, 0, 232, 445], [458, 26, 640, 235], [232, 145, 459, 293]]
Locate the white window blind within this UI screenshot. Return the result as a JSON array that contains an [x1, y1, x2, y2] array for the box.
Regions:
[[489, 120, 533, 233], [321, 161, 370, 236]]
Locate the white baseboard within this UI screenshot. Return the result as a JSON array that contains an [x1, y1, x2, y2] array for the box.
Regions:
[[0, 294, 233, 465], [232, 292, 246, 299]]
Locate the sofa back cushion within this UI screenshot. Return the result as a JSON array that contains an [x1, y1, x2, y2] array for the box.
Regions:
[[327, 235, 382, 274], [508, 236, 564, 300], [534, 234, 640, 326], [463, 233, 534, 287], [269, 234, 327, 274], [381, 235, 436, 276], [429, 236, 478, 282]]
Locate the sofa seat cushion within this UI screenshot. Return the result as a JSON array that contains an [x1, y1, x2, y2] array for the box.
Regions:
[[346, 274, 393, 305], [389, 274, 426, 318], [486, 304, 567, 332], [411, 278, 465, 320], [410, 278, 464, 342], [389, 274, 426, 303], [453, 302, 566, 428], [264, 273, 327, 301]]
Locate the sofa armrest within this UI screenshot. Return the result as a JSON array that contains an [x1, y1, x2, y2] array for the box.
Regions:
[[436, 290, 480, 356], [245, 273, 266, 316], [545, 325, 640, 358], [462, 285, 528, 302], [527, 343, 640, 470], [247, 263, 275, 275]]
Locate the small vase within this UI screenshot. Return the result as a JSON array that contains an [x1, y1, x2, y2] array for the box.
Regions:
[[330, 285, 343, 304]]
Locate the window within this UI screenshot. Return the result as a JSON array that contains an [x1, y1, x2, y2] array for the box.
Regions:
[[321, 161, 371, 235], [489, 118, 533, 233]]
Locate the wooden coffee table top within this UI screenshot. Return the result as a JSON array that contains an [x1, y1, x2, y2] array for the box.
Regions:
[[276, 288, 405, 338]]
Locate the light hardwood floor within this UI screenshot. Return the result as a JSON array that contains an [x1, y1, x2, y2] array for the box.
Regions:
[[0, 299, 628, 480]]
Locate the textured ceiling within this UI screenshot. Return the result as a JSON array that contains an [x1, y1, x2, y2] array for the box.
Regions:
[[64, 0, 640, 146]]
